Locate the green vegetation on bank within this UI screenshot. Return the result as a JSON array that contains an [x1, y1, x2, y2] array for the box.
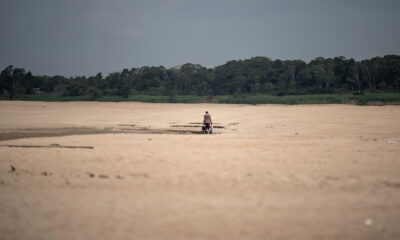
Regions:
[[1, 55, 400, 104], [217, 93, 400, 105], [2, 92, 400, 105], [17, 94, 204, 103]]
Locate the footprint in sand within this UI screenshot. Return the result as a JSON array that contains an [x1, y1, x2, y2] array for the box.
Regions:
[[41, 171, 53, 176], [87, 172, 95, 178]]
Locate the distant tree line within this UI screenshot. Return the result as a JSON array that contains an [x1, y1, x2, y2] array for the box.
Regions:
[[1, 55, 400, 99]]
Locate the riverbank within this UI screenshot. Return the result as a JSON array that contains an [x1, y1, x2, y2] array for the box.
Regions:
[[2, 92, 400, 105]]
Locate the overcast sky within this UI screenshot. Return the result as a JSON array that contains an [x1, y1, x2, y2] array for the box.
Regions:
[[1, 0, 399, 76]]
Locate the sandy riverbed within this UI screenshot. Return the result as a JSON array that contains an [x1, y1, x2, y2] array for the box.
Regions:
[[0, 101, 400, 240]]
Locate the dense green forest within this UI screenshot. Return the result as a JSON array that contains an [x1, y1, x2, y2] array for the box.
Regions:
[[1, 55, 400, 102]]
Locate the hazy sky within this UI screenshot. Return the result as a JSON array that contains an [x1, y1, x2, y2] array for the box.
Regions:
[[1, 0, 399, 76]]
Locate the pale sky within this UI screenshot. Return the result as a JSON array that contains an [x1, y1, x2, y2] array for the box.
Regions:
[[1, 0, 399, 76]]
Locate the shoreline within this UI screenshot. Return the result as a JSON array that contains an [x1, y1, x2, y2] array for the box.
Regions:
[[2, 93, 400, 105]]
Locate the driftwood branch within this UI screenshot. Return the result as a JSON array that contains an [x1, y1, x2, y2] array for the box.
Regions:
[[0, 144, 94, 149]]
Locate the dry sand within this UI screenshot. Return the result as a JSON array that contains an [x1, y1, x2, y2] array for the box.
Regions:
[[0, 101, 400, 240]]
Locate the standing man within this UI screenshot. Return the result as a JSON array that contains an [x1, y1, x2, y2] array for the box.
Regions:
[[203, 111, 212, 134]]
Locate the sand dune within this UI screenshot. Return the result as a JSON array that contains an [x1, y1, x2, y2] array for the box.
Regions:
[[1, 101, 400, 240]]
